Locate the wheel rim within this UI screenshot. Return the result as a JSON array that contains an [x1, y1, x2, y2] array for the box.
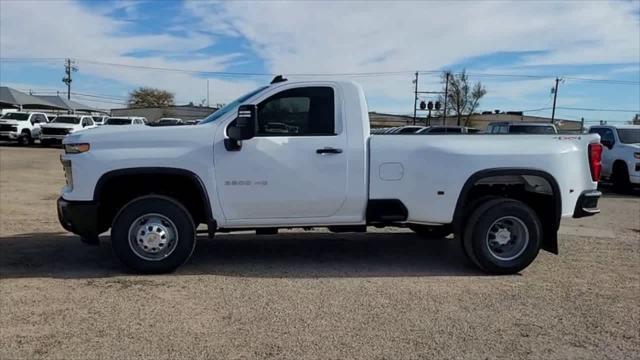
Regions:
[[128, 213, 179, 261], [485, 216, 529, 261]]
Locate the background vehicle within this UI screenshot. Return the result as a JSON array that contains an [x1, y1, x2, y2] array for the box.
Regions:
[[58, 79, 602, 275], [0, 111, 48, 145], [156, 118, 183, 126], [588, 125, 640, 191], [487, 122, 558, 134], [92, 116, 108, 126], [371, 126, 426, 134], [416, 126, 480, 134], [40, 115, 96, 145], [104, 117, 146, 126]]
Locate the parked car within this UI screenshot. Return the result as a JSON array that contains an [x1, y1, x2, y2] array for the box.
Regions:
[[588, 125, 640, 190], [40, 115, 97, 145], [104, 117, 147, 126], [92, 116, 108, 126], [0, 111, 48, 145], [371, 126, 427, 134], [156, 118, 183, 126], [487, 122, 558, 134], [58, 79, 602, 275], [416, 126, 480, 134]]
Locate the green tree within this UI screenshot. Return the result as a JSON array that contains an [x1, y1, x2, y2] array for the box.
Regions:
[[439, 70, 487, 126], [128, 87, 175, 108]]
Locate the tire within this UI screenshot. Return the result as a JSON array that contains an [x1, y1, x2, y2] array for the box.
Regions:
[[612, 162, 631, 193], [111, 195, 196, 274], [18, 131, 31, 146], [408, 224, 451, 238], [462, 198, 542, 274]]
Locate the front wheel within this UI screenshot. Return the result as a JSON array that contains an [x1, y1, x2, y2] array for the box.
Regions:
[[111, 195, 196, 273], [462, 198, 541, 274], [612, 162, 631, 193], [18, 131, 32, 146]]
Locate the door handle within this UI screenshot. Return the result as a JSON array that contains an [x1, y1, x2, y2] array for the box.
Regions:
[[316, 147, 343, 154]]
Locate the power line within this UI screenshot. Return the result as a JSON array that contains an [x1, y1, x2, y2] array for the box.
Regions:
[[3, 57, 638, 84]]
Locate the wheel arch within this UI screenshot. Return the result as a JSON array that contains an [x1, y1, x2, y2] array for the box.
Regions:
[[93, 167, 215, 236], [452, 168, 562, 254]]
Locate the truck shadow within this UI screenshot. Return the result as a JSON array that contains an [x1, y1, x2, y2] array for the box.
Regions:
[[0, 231, 482, 279]]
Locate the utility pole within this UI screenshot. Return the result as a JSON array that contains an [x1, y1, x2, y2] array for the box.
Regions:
[[443, 72, 450, 126], [551, 77, 561, 123], [412, 72, 419, 125], [62, 58, 78, 100]]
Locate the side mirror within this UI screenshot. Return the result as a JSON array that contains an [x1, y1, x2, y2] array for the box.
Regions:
[[601, 139, 613, 149], [226, 105, 257, 151], [228, 104, 257, 141]]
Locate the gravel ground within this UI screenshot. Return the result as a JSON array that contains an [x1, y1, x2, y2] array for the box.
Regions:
[[1, 145, 639, 359]]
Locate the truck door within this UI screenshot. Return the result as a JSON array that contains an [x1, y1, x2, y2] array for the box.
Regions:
[[214, 86, 349, 221]]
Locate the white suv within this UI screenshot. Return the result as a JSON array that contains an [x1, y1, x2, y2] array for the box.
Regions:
[[40, 115, 97, 145], [589, 125, 640, 190], [0, 111, 48, 145]]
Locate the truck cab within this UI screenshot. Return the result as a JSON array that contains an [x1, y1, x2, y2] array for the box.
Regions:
[[57, 79, 602, 275]]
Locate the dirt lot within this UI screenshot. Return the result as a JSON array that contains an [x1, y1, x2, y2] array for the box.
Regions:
[[0, 145, 639, 359]]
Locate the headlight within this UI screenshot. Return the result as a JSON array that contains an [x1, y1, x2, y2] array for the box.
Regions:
[[64, 143, 90, 154], [634, 152, 640, 159]]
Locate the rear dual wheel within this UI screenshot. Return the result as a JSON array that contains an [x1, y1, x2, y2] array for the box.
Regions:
[[462, 198, 541, 274]]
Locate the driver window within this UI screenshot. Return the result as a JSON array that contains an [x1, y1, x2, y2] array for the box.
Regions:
[[256, 87, 335, 136]]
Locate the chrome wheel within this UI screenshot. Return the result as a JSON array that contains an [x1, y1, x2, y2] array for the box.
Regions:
[[128, 213, 179, 261], [485, 216, 529, 261]]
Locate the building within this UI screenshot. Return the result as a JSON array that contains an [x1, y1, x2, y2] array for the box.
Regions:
[[110, 104, 218, 122]]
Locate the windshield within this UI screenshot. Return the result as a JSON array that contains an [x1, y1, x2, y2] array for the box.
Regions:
[[1, 113, 29, 121], [52, 116, 80, 124], [105, 118, 133, 125], [617, 128, 640, 144], [200, 86, 269, 124], [509, 125, 556, 134]]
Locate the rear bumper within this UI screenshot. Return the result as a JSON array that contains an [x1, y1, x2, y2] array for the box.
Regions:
[[57, 197, 99, 237], [573, 190, 601, 218]]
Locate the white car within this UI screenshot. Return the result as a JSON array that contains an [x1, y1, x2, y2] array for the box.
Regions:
[[0, 111, 49, 145], [40, 115, 97, 145], [58, 79, 602, 275], [588, 125, 640, 190], [487, 122, 558, 134], [104, 117, 147, 126]]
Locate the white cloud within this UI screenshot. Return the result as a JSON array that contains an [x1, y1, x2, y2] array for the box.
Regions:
[[0, 0, 263, 108]]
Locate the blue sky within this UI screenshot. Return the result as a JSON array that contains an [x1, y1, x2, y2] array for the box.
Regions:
[[1, 0, 638, 124]]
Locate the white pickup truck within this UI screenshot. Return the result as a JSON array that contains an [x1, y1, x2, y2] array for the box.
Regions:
[[0, 111, 49, 145], [588, 125, 640, 191], [58, 79, 603, 274]]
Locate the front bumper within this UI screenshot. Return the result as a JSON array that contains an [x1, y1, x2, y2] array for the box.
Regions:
[[573, 190, 601, 218], [57, 197, 99, 238], [41, 135, 66, 141], [0, 132, 19, 140]]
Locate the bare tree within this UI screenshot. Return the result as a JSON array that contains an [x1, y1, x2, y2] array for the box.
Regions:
[[439, 70, 487, 126], [128, 87, 175, 108]]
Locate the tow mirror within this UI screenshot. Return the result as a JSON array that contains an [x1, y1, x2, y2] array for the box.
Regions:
[[225, 104, 257, 151]]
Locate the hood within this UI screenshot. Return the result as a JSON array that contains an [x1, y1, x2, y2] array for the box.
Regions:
[[63, 122, 220, 147]]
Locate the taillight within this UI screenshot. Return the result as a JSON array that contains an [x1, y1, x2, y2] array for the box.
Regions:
[[588, 143, 602, 182]]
